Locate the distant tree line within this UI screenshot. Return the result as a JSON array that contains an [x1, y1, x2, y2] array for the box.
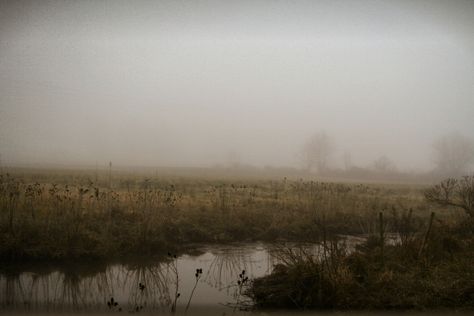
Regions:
[[300, 131, 474, 177]]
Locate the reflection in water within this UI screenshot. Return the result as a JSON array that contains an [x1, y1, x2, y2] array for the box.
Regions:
[[205, 246, 259, 292], [1, 263, 182, 313], [2, 241, 472, 316], [0, 243, 280, 313], [121, 263, 172, 311]]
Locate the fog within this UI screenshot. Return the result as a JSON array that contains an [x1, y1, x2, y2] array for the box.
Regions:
[[0, 0, 473, 171]]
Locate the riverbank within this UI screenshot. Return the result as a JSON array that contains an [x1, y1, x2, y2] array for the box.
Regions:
[[248, 220, 474, 310]]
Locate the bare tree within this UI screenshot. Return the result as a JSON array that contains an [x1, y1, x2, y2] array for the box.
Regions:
[[425, 176, 474, 217], [227, 151, 242, 168], [372, 155, 396, 173], [433, 132, 474, 176], [343, 150, 352, 171], [301, 131, 334, 173]]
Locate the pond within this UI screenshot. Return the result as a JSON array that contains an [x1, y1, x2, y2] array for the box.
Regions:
[[0, 239, 468, 316], [0, 243, 307, 315]]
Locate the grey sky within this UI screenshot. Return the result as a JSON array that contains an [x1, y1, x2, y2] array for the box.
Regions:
[[0, 0, 473, 170]]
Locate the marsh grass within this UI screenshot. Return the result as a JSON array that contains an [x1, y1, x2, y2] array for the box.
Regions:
[[0, 169, 455, 262], [247, 216, 474, 310], [185, 268, 203, 314]]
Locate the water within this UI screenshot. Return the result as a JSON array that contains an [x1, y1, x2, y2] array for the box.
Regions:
[[1, 240, 468, 316], [0, 243, 295, 315]]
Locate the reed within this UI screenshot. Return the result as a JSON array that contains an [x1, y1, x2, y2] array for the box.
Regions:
[[248, 215, 474, 310], [0, 170, 458, 262]]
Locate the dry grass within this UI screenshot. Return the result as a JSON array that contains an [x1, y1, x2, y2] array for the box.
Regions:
[[0, 167, 458, 262], [248, 218, 474, 310]]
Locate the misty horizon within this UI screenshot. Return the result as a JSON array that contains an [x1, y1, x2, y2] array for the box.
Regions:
[[1, 0, 473, 172]]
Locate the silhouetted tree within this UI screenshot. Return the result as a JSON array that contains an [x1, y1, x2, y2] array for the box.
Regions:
[[343, 151, 352, 171], [372, 155, 396, 173], [301, 132, 334, 173], [433, 133, 474, 176], [425, 176, 474, 217]]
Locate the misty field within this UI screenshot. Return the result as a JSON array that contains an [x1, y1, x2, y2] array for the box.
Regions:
[[1, 168, 474, 311], [2, 0, 473, 313], [0, 167, 439, 261]]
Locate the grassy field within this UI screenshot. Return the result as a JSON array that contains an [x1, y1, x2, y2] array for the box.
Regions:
[[1, 167, 473, 310], [0, 166, 459, 262]]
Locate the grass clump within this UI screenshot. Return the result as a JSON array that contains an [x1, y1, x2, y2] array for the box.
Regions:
[[247, 219, 474, 310]]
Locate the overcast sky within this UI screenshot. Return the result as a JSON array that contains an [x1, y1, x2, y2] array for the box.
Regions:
[[0, 0, 473, 170]]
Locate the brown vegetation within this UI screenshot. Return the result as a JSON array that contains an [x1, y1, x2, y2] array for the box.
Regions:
[[0, 168, 437, 262]]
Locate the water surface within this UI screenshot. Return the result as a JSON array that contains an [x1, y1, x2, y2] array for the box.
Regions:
[[1, 243, 287, 314], [1, 240, 468, 316]]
